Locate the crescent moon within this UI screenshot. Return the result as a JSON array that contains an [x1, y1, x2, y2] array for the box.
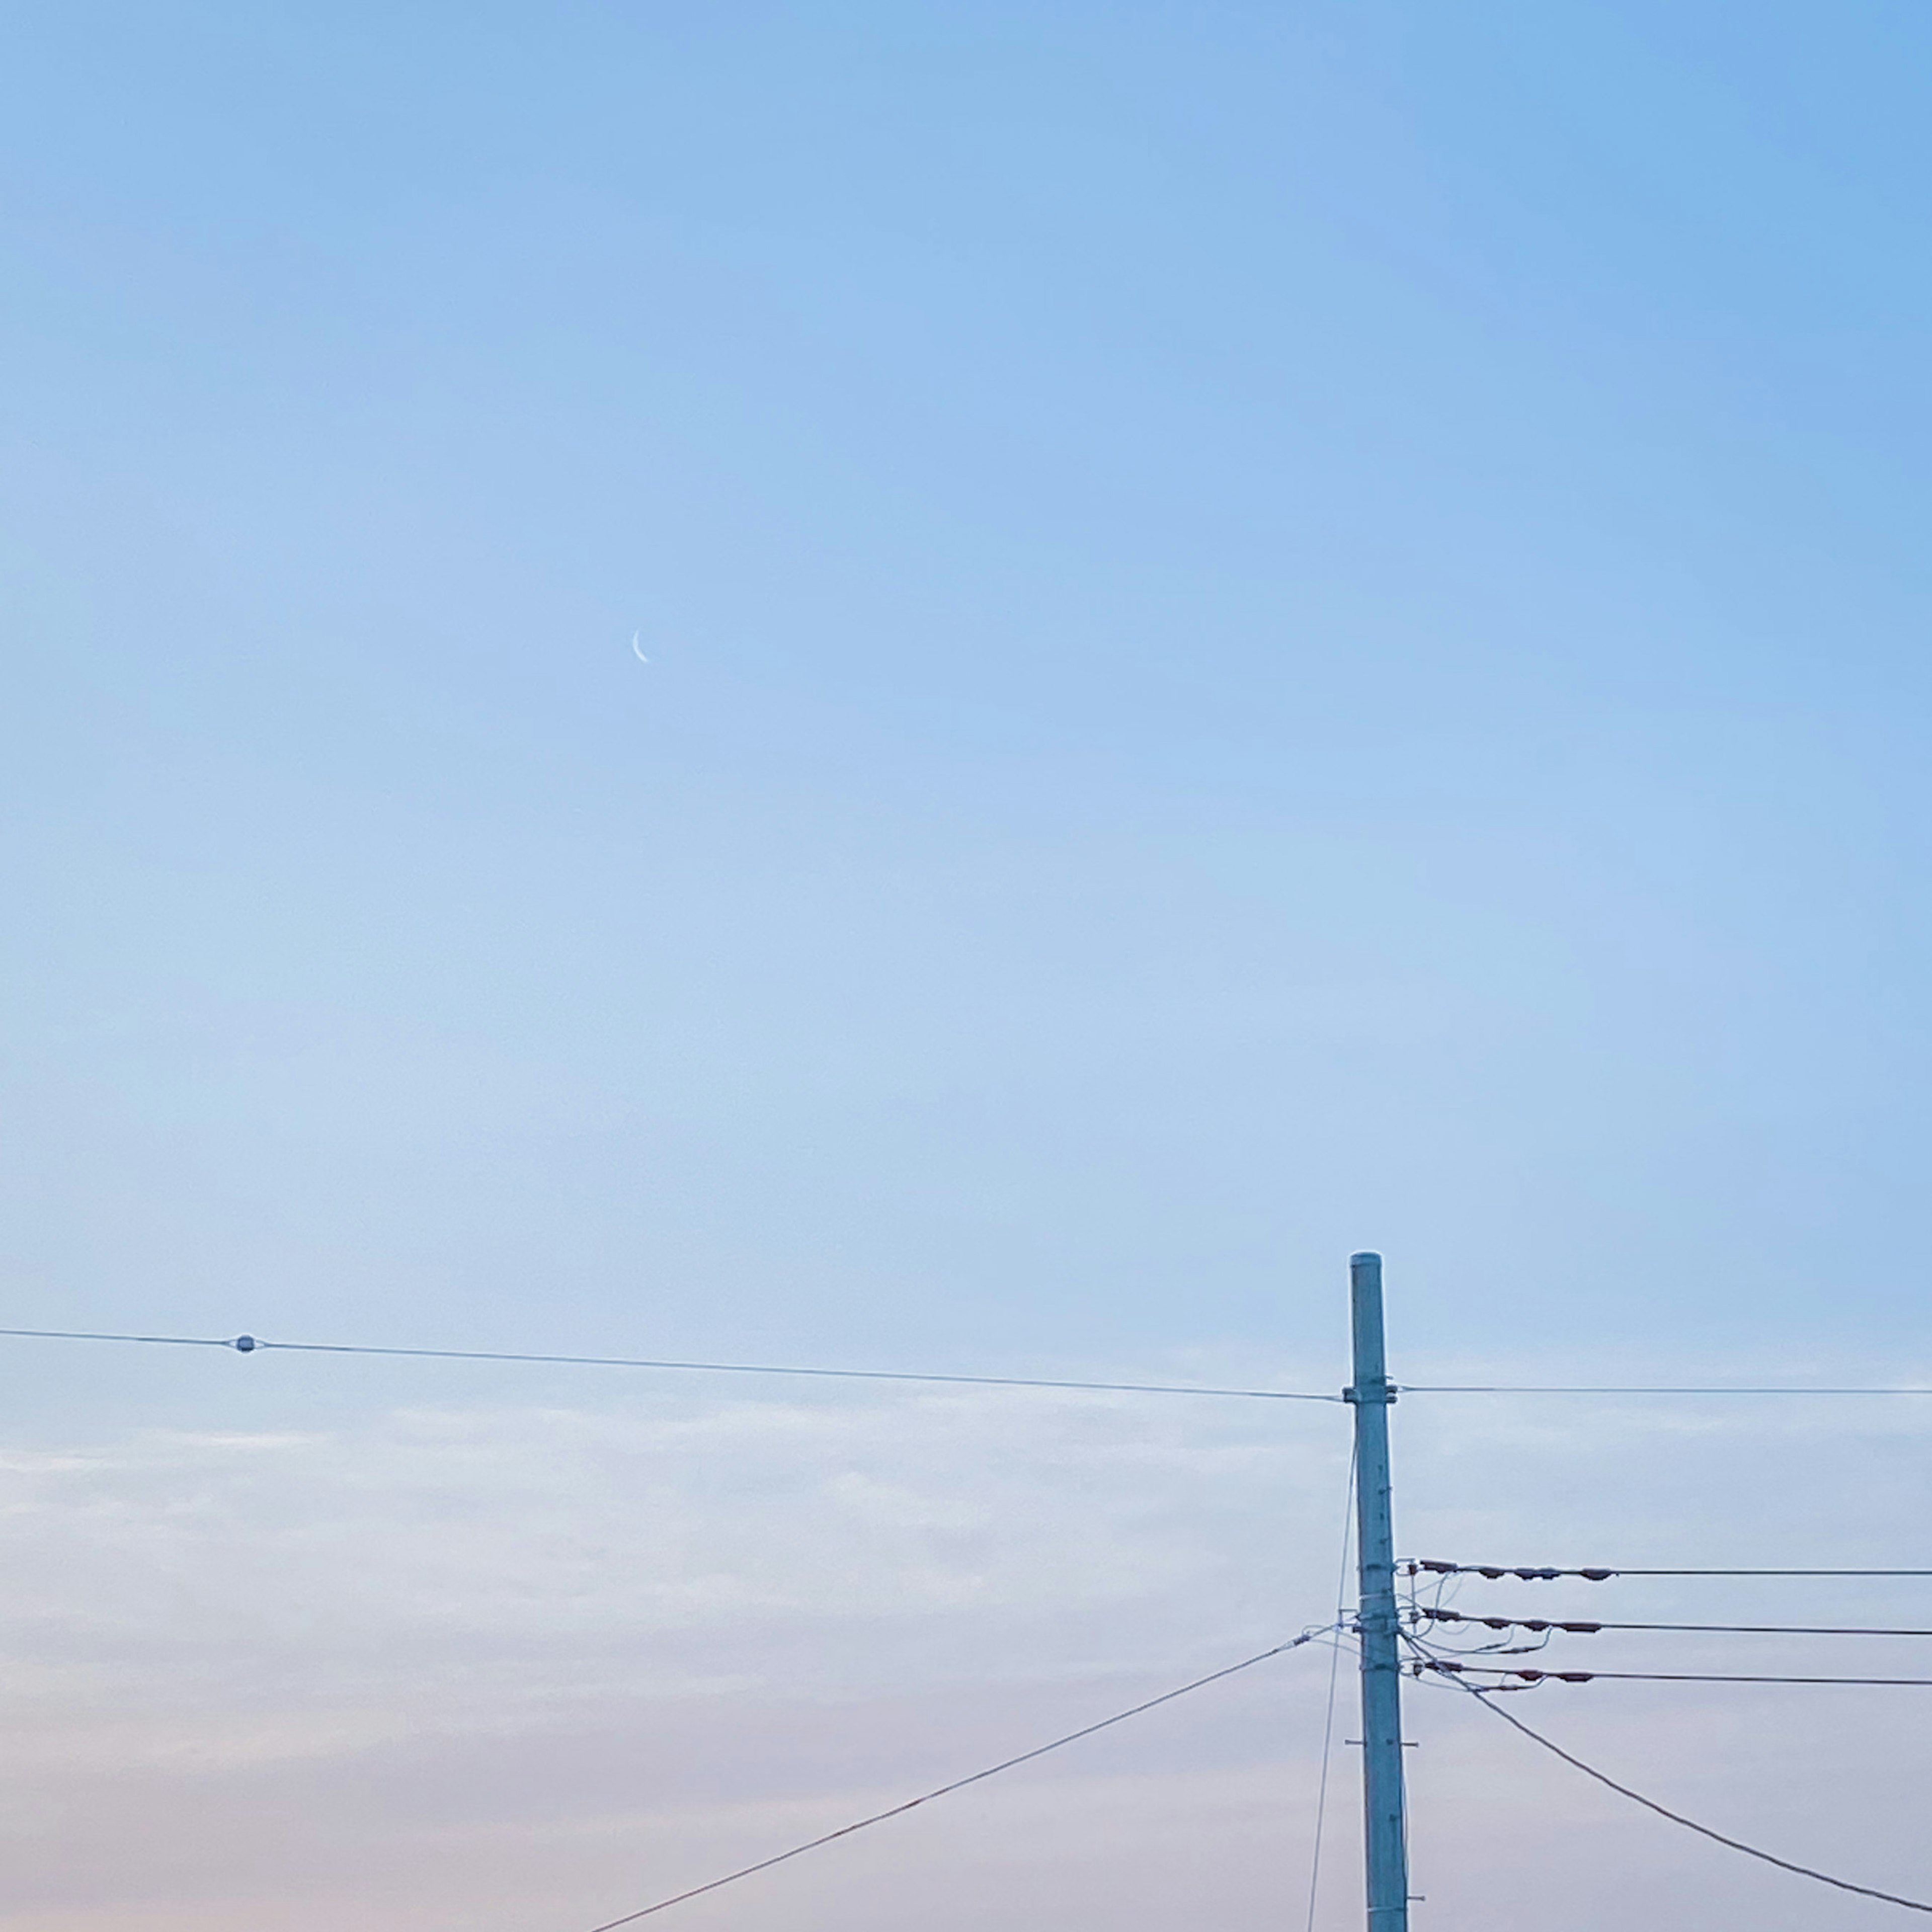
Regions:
[[631, 630, 650, 664]]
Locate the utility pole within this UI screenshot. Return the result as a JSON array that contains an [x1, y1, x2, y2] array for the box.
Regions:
[[1348, 1250, 1409, 1930]]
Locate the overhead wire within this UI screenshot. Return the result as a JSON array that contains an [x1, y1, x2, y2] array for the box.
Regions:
[[1419, 1610, 1932, 1638], [0, 1327, 1340, 1403], [1406, 1561, 1932, 1579], [1402, 1384, 1932, 1396], [22, 1320, 1932, 1909], [574, 1631, 1331, 1932], [1425, 1668, 1932, 1914], [0, 1326, 234, 1352], [1417, 1660, 1932, 1687], [1303, 1446, 1357, 1932], [11, 1327, 1932, 1404]]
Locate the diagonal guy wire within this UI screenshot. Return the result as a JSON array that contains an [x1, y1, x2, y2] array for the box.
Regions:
[[577, 1632, 1331, 1931]]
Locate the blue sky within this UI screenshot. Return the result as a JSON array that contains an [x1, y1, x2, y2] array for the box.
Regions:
[[4, 5, 1932, 1926], [10, 2, 1932, 1371]]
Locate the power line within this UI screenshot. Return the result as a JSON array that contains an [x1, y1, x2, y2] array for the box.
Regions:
[[1407, 1561, 1932, 1579], [575, 1633, 1329, 1932], [1440, 1674, 1932, 1914], [1402, 1384, 1932, 1396], [0, 1327, 1339, 1403], [0, 1326, 232, 1351], [1417, 1660, 1932, 1686], [17, 1327, 1932, 1405], [1407, 1561, 1614, 1581], [1420, 1610, 1932, 1638], [1303, 1446, 1357, 1932]]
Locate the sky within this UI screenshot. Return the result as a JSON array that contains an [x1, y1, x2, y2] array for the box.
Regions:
[[4, 2, 1932, 1926]]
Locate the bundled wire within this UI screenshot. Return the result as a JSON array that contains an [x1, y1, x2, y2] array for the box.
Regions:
[[1419, 1608, 1932, 1639], [1415, 1659, 1932, 1688], [1406, 1560, 1932, 1580]]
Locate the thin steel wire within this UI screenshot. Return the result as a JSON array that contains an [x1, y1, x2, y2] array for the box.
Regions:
[[0, 1327, 1339, 1402], [15, 1327, 1932, 1403], [1304, 1446, 1357, 1932], [0, 1326, 231, 1349], [1421, 1611, 1932, 1638], [1407, 1562, 1932, 1579], [1404, 1384, 1932, 1396], [1420, 1662, 1932, 1686], [1442, 1674, 1932, 1914], [576, 1634, 1329, 1932]]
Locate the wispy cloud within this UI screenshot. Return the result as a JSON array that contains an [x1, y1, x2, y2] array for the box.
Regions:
[[0, 1383, 1927, 1927]]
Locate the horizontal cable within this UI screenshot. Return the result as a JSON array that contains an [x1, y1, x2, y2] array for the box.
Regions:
[[1418, 1659, 1932, 1686], [0, 1328, 1338, 1403], [1435, 1670, 1932, 1914], [1403, 1384, 1932, 1396], [1420, 1609, 1932, 1638], [1406, 1561, 1932, 1580], [577, 1631, 1328, 1931], [9, 1331, 1925, 1405], [0, 1326, 231, 1350]]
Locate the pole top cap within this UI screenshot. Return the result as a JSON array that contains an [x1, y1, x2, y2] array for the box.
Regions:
[[1350, 1250, 1382, 1265]]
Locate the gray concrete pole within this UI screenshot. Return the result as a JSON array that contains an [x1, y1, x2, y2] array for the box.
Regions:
[[1348, 1251, 1410, 1930]]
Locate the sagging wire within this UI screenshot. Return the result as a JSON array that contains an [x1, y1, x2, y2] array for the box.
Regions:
[[1410, 1651, 1932, 1914]]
